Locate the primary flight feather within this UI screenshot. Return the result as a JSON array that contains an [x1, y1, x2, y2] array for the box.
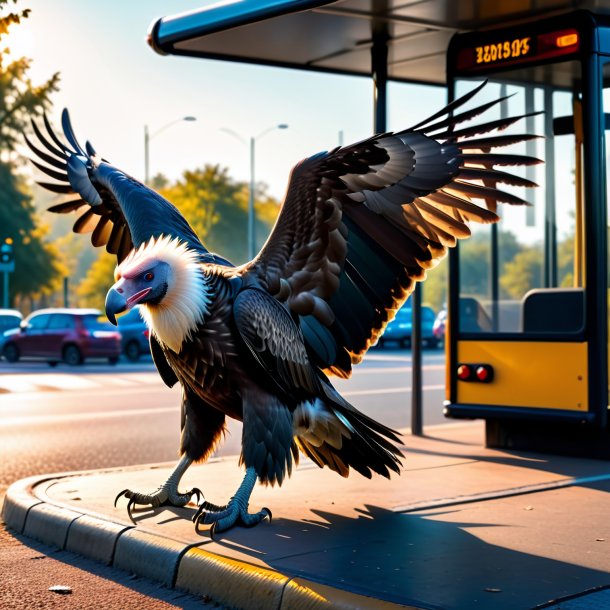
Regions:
[[27, 81, 540, 534]]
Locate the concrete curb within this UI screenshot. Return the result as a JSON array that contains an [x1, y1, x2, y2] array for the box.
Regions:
[[2, 472, 421, 610]]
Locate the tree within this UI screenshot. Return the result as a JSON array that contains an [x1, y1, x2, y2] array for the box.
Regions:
[[500, 246, 543, 299], [76, 251, 116, 310], [421, 257, 447, 313], [0, 0, 62, 307], [158, 164, 280, 264]]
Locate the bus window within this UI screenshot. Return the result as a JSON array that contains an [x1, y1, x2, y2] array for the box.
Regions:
[[454, 63, 583, 337]]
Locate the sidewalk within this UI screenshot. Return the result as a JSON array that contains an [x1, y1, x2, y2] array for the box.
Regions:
[[3, 421, 610, 610]]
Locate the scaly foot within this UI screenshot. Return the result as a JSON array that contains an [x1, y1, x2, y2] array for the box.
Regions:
[[114, 455, 202, 522], [193, 498, 271, 537], [192, 467, 271, 537], [115, 485, 203, 522]]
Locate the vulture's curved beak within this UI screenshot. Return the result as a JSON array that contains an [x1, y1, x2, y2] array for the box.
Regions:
[[105, 287, 127, 326]]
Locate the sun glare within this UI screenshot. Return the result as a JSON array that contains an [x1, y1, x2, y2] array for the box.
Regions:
[[4, 22, 35, 63]]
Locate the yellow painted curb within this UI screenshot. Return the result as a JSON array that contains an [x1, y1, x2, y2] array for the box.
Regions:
[[281, 578, 422, 610], [113, 528, 186, 587], [176, 546, 289, 610]]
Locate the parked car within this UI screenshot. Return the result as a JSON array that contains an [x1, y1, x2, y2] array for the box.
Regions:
[[379, 304, 438, 348], [2, 308, 121, 366], [433, 309, 447, 346], [0, 308, 22, 333], [0, 309, 23, 356], [117, 306, 150, 361]]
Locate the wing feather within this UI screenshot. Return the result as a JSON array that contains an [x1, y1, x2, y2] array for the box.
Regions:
[[27, 110, 210, 264], [244, 83, 540, 376]]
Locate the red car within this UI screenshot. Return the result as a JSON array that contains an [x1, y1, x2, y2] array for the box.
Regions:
[[2, 308, 121, 366]]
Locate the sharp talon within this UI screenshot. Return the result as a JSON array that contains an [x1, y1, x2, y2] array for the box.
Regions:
[[209, 522, 217, 540], [262, 507, 272, 523], [192, 505, 205, 523], [194, 512, 206, 535], [192, 488, 202, 504], [127, 499, 136, 523], [114, 489, 129, 507]]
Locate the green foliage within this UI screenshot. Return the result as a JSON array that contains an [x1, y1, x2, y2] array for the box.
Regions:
[[557, 233, 575, 288], [0, 163, 66, 305], [0, 1, 63, 308], [0, 1, 59, 153], [421, 257, 447, 313], [158, 164, 280, 264], [76, 250, 116, 310], [500, 246, 544, 299]]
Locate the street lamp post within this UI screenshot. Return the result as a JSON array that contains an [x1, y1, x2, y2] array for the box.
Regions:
[[222, 124, 288, 260], [144, 116, 197, 184]]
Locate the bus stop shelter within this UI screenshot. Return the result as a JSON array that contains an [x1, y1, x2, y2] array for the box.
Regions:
[[148, 0, 610, 433], [148, 0, 610, 130]]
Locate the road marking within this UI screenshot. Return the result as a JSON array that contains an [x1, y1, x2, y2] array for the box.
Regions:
[[0, 374, 99, 392], [0, 384, 446, 427], [364, 354, 446, 363], [0, 372, 159, 393], [344, 385, 444, 397], [0, 368, 445, 394], [0, 405, 178, 427], [353, 365, 445, 375]]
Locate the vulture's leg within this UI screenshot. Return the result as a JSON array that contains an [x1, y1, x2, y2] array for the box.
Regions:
[[114, 454, 203, 521], [192, 467, 271, 536]]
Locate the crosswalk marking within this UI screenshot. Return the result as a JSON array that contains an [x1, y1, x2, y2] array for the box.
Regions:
[[0, 365, 446, 395], [0, 372, 160, 394]]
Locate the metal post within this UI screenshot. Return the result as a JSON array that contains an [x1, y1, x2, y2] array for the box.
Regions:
[[490, 86, 509, 332], [63, 277, 69, 308], [144, 117, 196, 186], [249, 136, 256, 260], [3, 271, 8, 309], [525, 87, 536, 227], [144, 125, 150, 185], [544, 86, 557, 287], [371, 30, 388, 133], [411, 284, 423, 435], [370, 5, 423, 432]]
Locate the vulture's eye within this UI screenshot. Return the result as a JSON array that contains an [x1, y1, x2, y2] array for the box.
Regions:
[[144, 272, 154, 281]]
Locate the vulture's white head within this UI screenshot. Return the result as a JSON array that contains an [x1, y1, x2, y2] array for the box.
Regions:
[[105, 235, 211, 353]]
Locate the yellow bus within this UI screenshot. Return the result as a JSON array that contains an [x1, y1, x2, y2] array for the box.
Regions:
[[444, 10, 610, 456]]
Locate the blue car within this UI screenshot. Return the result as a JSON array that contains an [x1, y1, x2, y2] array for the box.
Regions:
[[117, 306, 150, 361], [0, 309, 23, 358], [379, 304, 438, 348]]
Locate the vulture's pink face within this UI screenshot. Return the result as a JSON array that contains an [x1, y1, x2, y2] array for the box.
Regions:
[[105, 256, 173, 325], [103, 235, 210, 352]]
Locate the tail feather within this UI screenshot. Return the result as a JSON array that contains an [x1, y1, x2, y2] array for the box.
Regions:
[[294, 389, 404, 480]]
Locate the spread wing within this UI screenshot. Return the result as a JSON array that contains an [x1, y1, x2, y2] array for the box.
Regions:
[[243, 81, 541, 377], [25, 110, 210, 264]]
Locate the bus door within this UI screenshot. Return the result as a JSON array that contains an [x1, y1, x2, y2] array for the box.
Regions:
[[444, 11, 610, 456]]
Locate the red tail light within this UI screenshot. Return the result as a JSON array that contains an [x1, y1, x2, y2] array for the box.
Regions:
[[457, 364, 472, 381], [143, 329, 150, 338], [457, 363, 494, 383], [475, 365, 494, 382], [78, 329, 90, 338]]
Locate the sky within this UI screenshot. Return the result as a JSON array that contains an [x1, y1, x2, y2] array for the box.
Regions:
[[10, 0, 444, 201]]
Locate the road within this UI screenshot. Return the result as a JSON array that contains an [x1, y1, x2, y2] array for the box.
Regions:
[[0, 348, 446, 609], [0, 348, 446, 497]]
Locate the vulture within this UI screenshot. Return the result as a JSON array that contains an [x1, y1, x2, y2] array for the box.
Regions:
[[26, 81, 540, 535]]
